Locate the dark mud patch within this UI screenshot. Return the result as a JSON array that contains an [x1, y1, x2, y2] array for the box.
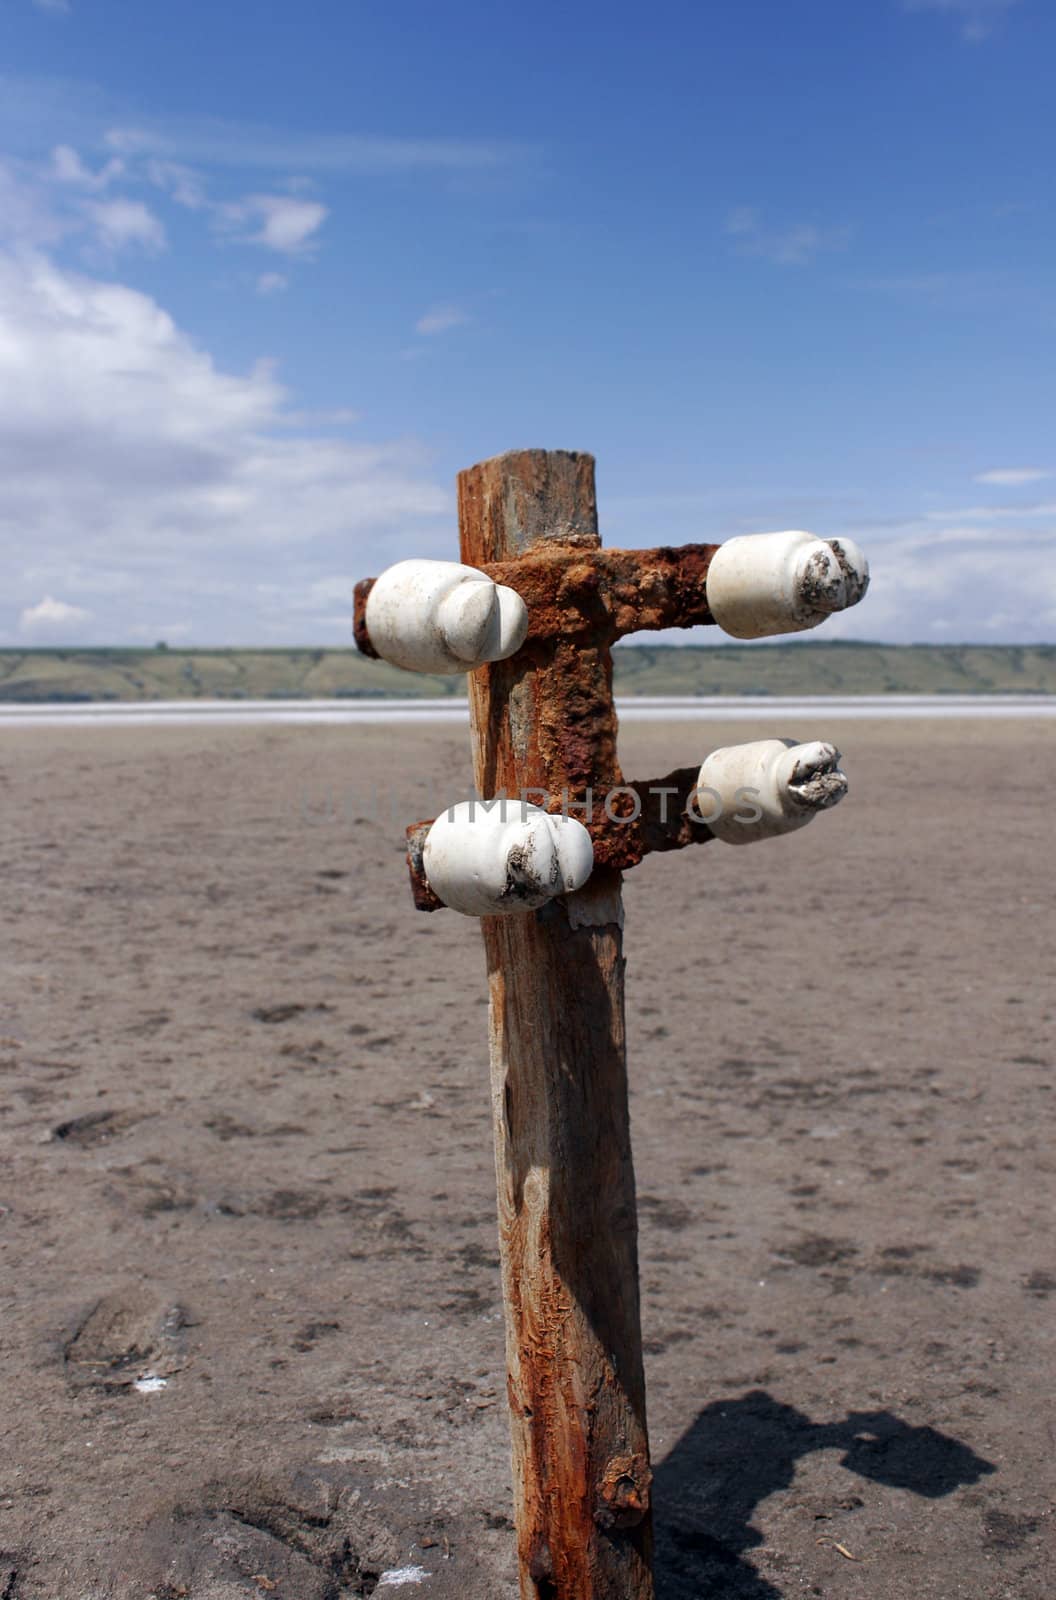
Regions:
[[52, 1107, 145, 1145]]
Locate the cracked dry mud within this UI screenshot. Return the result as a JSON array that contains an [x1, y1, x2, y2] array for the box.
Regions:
[[0, 717, 1053, 1598]]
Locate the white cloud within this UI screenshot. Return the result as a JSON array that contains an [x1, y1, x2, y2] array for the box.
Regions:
[[724, 206, 850, 266], [974, 467, 1050, 486], [19, 595, 91, 634], [252, 196, 326, 253], [901, 0, 1020, 42], [0, 248, 449, 644], [256, 271, 289, 295], [218, 194, 328, 255], [415, 304, 470, 336], [86, 197, 167, 254], [32, 0, 71, 14]]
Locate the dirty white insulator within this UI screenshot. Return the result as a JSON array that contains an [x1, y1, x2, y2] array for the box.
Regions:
[[364, 559, 529, 674], [706, 530, 870, 639], [423, 801, 594, 917], [695, 738, 847, 845]]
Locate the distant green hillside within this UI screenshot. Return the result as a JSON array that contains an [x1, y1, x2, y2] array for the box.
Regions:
[[1, 642, 1054, 703], [611, 642, 1056, 696]]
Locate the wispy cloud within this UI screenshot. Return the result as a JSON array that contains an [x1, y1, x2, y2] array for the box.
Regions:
[[143, 158, 207, 211], [0, 77, 525, 290], [6, 138, 328, 281], [415, 303, 470, 336], [103, 118, 522, 175], [53, 144, 326, 258], [926, 501, 1056, 521], [32, 0, 71, 15], [212, 194, 327, 255], [4, 149, 178, 260], [0, 75, 530, 180], [85, 196, 167, 254], [974, 467, 1050, 486], [0, 156, 67, 246], [724, 206, 850, 266], [900, 0, 1020, 43], [50, 144, 124, 190], [861, 269, 1018, 313], [256, 271, 288, 296], [242, 195, 327, 254]]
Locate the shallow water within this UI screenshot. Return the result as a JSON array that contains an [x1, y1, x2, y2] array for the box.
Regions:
[[3, 692, 1055, 728]]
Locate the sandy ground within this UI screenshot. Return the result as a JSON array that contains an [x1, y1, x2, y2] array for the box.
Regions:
[[0, 716, 1053, 1599]]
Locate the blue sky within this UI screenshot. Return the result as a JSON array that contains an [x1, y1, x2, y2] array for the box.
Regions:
[[1, 0, 1053, 646]]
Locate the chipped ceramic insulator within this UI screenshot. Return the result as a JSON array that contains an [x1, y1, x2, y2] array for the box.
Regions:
[[695, 738, 848, 845], [825, 535, 869, 610], [423, 801, 594, 917], [705, 530, 870, 639], [364, 559, 529, 674]]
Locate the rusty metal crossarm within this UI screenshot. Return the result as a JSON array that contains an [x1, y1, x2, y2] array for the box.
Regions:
[[475, 544, 718, 642], [405, 767, 714, 912], [353, 542, 718, 660]]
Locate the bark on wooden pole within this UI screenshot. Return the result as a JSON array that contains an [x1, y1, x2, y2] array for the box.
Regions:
[[458, 450, 654, 1600]]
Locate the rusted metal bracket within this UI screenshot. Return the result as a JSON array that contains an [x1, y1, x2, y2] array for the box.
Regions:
[[474, 543, 716, 642], [405, 767, 715, 912], [352, 576, 379, 659], [354, 541, 717, 661]]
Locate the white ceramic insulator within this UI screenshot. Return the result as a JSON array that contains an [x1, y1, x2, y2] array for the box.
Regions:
[[364, 559, 529, 674], [706, 530, 870, 639], [696, 738, 848, 845], [423, 801, 594, 917]]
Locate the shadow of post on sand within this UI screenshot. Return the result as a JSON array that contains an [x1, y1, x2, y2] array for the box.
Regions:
[[652, 1389, 996, 1599]]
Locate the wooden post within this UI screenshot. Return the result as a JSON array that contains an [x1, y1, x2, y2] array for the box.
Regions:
[[458, 451, 653, 1600], [353, 448, 869, 1594]]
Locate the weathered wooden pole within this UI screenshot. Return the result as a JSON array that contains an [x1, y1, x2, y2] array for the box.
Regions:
[[352, 447, 870, 1599], [459, 451, 652, 1599]]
